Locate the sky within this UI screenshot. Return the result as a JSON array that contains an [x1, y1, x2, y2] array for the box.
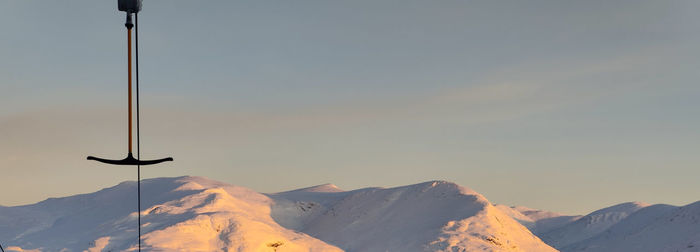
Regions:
[[1, 0, 699, 214]]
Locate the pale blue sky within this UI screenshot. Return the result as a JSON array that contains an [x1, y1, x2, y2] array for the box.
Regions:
[[1, 0, 699, 214]]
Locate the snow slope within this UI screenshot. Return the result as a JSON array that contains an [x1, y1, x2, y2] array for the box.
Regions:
[[495, 205, 581, 235], [0, 177, 340, 252], [499, 201, 700, 251], [0, 177, 555, 252], [270, 181, 556, 252], [5, 176, 698, 252], [562, 201, 700, 252], [538, 202, 649, 248]]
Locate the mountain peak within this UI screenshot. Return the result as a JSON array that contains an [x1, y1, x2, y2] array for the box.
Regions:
[[539, 201, 651, 248], [301, 183, 344, 193], [404, 180, 483, 199], [278, 183, 345, 194], [588, 201, 650, 216]]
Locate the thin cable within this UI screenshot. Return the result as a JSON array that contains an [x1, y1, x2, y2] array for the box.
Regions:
[[1, 243, 5, 252], [135, 12, 142, 252]]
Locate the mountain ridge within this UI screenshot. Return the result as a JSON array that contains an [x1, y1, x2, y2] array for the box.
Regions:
[[2, 176, 699, 252], [0, 176, 554, 252], [561, 201, 700, 252]]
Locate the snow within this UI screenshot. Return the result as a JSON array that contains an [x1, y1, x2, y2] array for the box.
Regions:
[[271, 180, 555, 252], [0, 177, 554, 252], [86, 237, 110, 252], [491, 201, 700, 252], [495, 205, 581, 235], [280, 183, 345, 193], [1, 176, 699, 252], [4, 247, 40, 252], [0, 177, 340, 252], [562, 201, 700, 252], [426, 204, 557, 252], [538, 201, 649, 248]]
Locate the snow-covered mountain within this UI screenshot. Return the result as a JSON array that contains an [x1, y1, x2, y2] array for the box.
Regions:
[[0, 177, 339, 252], [537, 201, 649, 248], [495, 205, 581, 235], [562, 202, 700, 252], [2, 176, 699, 252], [270, 181, 555, 252], [0, 176, 555, 252]]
